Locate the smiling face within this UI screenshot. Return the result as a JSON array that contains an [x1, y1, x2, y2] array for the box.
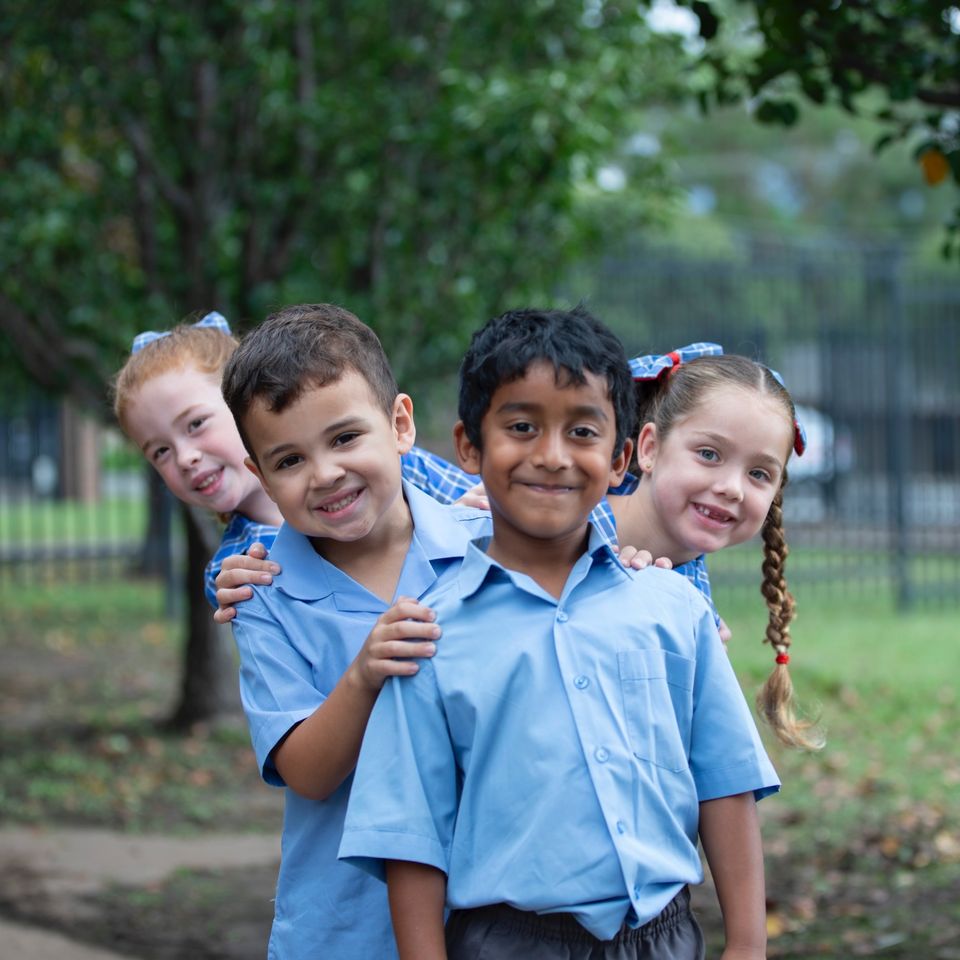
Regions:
[[455, 360, 629, 569], [636, 383, 794, 562], [124, 364, 264, 516], [243, 370, 416, 550]]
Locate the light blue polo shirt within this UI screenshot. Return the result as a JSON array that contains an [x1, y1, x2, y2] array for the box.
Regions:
[[230, 482, 491, 960], [340, 526, 779, 941]]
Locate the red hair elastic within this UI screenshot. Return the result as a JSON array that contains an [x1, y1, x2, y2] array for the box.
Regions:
[[775, 652, 790, 665]]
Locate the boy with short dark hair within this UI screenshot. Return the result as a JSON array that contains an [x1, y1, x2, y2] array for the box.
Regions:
[[220, 303, 492, 959], [340, 306, 780, 960]]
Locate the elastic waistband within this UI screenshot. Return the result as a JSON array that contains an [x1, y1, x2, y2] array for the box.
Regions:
[[448, 886, 692, 945]]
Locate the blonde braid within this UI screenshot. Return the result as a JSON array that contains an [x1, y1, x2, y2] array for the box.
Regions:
[[757, 484, 824, 750]]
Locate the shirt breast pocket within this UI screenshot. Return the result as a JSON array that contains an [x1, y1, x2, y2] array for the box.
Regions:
[[618, 649, 695, 773]]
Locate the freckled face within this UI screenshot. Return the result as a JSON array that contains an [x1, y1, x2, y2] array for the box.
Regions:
[[637, 384, 794, 562], [124, 365, 262, 516]]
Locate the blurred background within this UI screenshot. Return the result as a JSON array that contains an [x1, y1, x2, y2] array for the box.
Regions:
[[1, 2, 958, 958]]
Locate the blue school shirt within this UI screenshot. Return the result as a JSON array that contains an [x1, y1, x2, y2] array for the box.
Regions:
[[340, 526, 779, 941], [230, 483, 491, 960]]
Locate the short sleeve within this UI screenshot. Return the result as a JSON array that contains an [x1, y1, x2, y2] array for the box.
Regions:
[[339, 663, 460, 880], [231, 594, 325, 786]]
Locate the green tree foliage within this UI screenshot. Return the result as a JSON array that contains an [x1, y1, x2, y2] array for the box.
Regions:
[[0, 0, 685, 404], [0, 0, 686, 724], [680, 0, 960, 258]]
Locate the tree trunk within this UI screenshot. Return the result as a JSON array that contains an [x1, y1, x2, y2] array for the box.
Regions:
[[166, 503, 240, 729], [138, 468, 174, 578]]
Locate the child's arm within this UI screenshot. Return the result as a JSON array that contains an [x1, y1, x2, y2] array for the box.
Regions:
[[698, 792, 768, 960], [386, 860, 448, 960], [272, 597, 440, 801], [213, 543, 280, 624]]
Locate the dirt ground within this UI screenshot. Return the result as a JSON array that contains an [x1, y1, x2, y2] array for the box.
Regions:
[[0, 826, 280, 959], [4, 801, 960, 960], [2, 602, 959, 959]]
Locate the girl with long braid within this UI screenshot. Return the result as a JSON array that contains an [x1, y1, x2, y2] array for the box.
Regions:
[[610, 347, 822, 750]]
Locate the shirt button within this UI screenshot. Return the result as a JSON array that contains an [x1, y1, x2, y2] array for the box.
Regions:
[[556, 609, 569, 622], [633, 884, 642, 899], [574, 675, 590, 690], [616, 820, 626, 834], [594, 747, 609, 763]]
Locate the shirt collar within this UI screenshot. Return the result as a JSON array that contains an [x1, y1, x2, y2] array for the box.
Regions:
[[268, 481, 488, 603], [402, 481, 490, 562], [456, 520, 623, 601]]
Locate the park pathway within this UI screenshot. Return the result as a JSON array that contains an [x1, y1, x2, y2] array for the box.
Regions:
[[0, 826, 280, 959]]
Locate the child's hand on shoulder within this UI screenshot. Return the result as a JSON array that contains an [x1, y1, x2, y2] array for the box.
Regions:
[[213, 542, 281, 624], [352, 596, 441, 691], [454, 482, 489, 511], [613, 544, 673, 571]]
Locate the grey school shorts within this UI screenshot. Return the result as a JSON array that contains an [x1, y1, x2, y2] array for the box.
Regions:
[[445, 887, 705, 960]]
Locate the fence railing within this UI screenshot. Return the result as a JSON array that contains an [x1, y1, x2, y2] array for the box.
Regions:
[[577, 239, 960, 608], [2, 238, 958, 611]]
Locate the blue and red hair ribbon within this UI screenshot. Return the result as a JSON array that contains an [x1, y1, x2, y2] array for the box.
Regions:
[[629, 341, 806, 457]]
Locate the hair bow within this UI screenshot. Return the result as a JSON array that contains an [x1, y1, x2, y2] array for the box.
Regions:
[[131, 311, 232, 355], [767, 368, 807, 458], [628, 342, 724, 381]]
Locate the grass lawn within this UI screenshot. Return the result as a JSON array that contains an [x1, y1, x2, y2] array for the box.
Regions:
[[0, 580, 276, 833], [0, 495, 148, 544], [1, 570, 958, 958], [709, 581, 960, 958]]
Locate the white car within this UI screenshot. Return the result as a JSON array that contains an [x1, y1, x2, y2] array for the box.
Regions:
[[789, 405, 853, 484]]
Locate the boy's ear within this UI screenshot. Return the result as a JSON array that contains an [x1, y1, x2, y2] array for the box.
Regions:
[[453, 421, 481, 475], [392, 393, 416, 454], [245, 456, 277, 503], [636, 422, 658, 475], [608, 437, 633, 488]]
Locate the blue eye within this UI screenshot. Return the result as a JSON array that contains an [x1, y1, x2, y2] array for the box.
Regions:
[[697, 448, 719, 462]]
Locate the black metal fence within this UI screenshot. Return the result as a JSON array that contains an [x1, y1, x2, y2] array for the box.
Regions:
[[2, 238, 958, 611], [578, 238, 960, 608], [0, 393, 176, 613]]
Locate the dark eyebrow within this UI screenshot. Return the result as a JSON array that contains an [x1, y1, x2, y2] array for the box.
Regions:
[[496, 401, 609, 421], [261, 415, 369, 462]]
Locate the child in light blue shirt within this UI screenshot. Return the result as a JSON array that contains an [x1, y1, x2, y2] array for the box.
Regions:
[[340, 307, 782, 960], [218, 303, 493, 960]]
